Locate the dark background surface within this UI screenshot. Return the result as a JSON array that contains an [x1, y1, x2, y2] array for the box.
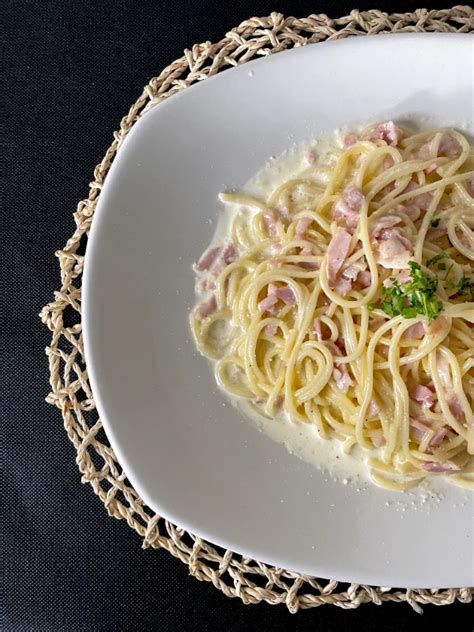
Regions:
[[3, 1, 472, 630]]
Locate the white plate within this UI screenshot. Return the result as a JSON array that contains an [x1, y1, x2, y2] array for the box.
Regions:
[[83, 34, 474, 588]]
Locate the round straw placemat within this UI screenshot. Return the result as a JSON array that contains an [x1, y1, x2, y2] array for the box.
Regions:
[[41, 7, 473, 613]]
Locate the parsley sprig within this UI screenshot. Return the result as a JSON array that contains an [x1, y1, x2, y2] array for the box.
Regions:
[[370, 261, 443, 322]]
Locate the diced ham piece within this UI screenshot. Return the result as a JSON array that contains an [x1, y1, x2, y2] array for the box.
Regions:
[[428, 316, 450, 338], [274, 286, 296, 306], [371, 216, 402, 238], [368, 399, 380, 418], [410, 418, 432, 442], [334, 277, 353, 296], [422, 461, 461, 473], [437, 353, 451, 387], [258, 294, 279, 314], [403, 181, 433, 210], [410, 384, 435, 408], [326, 228, 352, 288], [341, 133, 358, 148], [372, 433, 386, 448], [383, 269, 411, 288], [196, 295, 217, 319], [278, 206, 292, 222], [374, 228, 413, 269], [193, 246, 221, 272], [313, 317, 323, 341], [403, 321, 426, 339], [383, 156, 395, 170], [417, 141, 432, 161], [467, 178, 474, 198], [263, 209, 278, 236], [258, 283, 296, 313], [438, 134, 461, 158], [295, 217, 313, 240], [366, 121, 405, 146], [430, 427, 447, 446], [426, 217, 448, 241], [209, 244, 238, 277], [332, 367, 353, 393], [298, 244, 320, 270], [358, 270, 372, 287], [306, 151, 317, 165], [341, 264, 360, 282], [264, 323, 278, 336], [324, 340, 353, 393], [395, 203, 421, 222], [332, 187, 365, 231], [446, 391, 464, 421]]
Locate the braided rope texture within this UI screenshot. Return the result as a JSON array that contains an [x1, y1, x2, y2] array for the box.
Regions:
[[40, 8, 474, 613]]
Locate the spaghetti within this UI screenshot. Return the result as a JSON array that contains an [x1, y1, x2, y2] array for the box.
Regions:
[[190, 122, 474, 491]]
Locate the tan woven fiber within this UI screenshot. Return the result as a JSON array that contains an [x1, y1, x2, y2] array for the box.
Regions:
[[41, 8, 474, 613]]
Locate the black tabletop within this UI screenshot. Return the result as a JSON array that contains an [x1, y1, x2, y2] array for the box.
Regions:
[[4, 1, 472, 630]]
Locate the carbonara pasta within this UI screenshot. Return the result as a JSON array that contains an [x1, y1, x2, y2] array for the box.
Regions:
[[190, 122, 474, 491]]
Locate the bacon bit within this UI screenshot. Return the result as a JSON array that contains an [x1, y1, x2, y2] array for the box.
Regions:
[[306, 150, 317, 165], [342, 133, 358, 148], [366, 121, 405, 146], [446, 391, 464, 421], [403, 321, 426, 339], [295, 217, 313, 240], [326, 228, 352, 288], [438, 134, 461, 158], [422, 461, 461, 473], [193, 246, 221, 272], [263, 323, 278, 336], [196, 295, 217, 319], [410, 384, 435, 408]]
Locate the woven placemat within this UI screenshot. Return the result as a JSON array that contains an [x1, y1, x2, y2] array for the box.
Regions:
[[40, 7, 474, 613]]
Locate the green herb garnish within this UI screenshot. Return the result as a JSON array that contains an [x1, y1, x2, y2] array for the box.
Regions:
[[430, 218, 440, 228], [426, 253, 446, 267], [438, 262, 446, 270], [456, 275, 474, 301], [377, 261, 443, 322]]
